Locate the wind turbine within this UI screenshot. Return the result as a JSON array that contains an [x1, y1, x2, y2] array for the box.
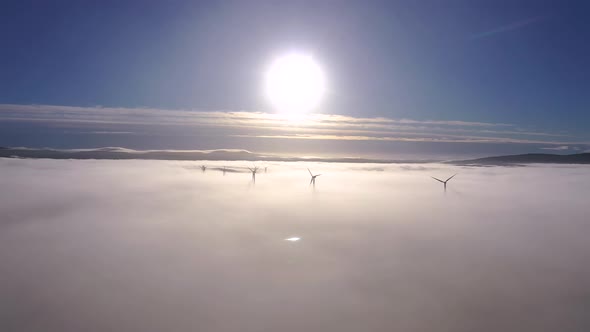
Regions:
[[200, 165, 207, 172], [248, 166, 259, 183], [308, 168, 321, 186], [431, 174, 457, 191]]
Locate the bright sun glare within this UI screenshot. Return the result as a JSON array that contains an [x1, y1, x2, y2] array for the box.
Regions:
[[265, 53, 326, 114]]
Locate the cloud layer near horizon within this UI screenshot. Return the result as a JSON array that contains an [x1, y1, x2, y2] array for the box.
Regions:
[[1, 104, 585, 147], [1, 158, 589, 332]]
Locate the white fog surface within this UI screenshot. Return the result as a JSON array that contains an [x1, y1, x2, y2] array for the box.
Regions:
[[1, 158, 589, 332]]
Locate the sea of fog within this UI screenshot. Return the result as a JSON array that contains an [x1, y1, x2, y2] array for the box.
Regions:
[[1, 158, 589, 332]]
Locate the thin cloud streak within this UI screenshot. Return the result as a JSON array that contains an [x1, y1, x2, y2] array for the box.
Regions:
[[541, 145, 570, 151], [471, 16, 546, 40], [0, 104, 513, 127], [0, 104, 577, 147], [233, 134, 587, 146]]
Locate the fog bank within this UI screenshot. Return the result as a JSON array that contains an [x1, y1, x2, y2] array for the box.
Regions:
[[1, 158, 589, 332]]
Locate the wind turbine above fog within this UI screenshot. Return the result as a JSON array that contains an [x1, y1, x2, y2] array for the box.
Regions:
[[248, 166, 259, 183], [308, 168, 322, 186], [431, 174, 457, 191], [200, 165, 206, 173]]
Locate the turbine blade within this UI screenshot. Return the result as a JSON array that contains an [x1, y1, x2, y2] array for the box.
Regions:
[[431, 176, 444, 183], [446, 174, 457, 182], [308, 168, 313, 176], [316, 174, 322, 177], [310, 178, 313, 185]]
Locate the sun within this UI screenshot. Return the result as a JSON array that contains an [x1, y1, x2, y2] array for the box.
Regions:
[[264, 52, 326, 114]]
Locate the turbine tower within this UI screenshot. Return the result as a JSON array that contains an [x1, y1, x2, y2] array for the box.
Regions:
[[248, 166, 259, 183], [308, 168, 322, 186], [431, 174, 457, 191]]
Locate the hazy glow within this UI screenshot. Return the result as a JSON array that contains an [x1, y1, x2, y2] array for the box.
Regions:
[[285, 237, 301, 242], [265, 53, 326, 114]]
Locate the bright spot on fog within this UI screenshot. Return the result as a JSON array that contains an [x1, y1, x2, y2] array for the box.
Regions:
[[285, 237, 301, 242], [1, 158, 589, 332]]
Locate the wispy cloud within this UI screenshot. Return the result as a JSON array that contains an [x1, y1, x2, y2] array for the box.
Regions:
[[471, 16, 546, 40], [233, 134, 584, 145], [80, 131, 136, 135], [0, 104, 583, 147], [0, 104, 513, 128], [541, 145, 570, 151]]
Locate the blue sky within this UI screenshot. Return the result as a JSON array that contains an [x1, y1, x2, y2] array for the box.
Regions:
[[1, 0, 589, 158]]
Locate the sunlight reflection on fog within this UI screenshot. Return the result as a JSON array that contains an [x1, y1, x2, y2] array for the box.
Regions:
[[0, 158, 589, 332]]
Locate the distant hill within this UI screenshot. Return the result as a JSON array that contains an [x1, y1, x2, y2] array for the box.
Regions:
[[452, 153, 590, 165], [0, 147, 407, 164], [2, 147, 589, 165], [0, 147, 259, 161]]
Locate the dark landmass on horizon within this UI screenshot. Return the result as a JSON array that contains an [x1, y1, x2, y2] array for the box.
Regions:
[[1, 147, 589, 165], [0, 147, 410, 164], [452, 153, 590, 165]]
